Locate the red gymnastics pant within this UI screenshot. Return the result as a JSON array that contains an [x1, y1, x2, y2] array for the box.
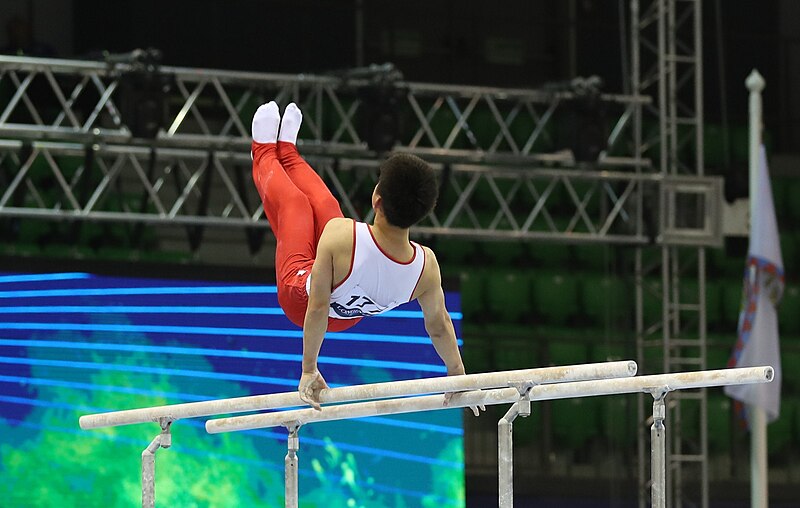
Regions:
[[252, 140, 361, 332]]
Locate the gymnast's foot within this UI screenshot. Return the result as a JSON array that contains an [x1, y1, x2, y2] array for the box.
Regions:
[[252, 101, 280, 144], [278, 102, 303, 145]]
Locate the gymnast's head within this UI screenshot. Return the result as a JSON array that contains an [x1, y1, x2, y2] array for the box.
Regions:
[[373, 153, 438, 229]]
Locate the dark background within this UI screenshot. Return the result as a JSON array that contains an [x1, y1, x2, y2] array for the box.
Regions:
[[1, 0, 798, 153]]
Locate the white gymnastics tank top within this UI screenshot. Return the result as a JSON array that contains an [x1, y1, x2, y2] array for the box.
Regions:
[[308, 221, 426, 319]]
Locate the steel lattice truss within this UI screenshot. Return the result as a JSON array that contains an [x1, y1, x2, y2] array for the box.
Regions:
[[0, 139, 718, 245], [0, 54, 724, 247], [0, 55, 649, 163]]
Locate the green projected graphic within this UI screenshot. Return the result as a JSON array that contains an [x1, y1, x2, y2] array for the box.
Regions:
[[0, 271, 465, 507]]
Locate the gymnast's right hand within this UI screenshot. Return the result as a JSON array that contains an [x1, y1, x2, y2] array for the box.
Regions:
[[299, 369, 329, 411]]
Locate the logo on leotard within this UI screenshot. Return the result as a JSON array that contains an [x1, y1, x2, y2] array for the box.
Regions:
[[331, 295, 383, 318], [331, 302, 367, 318]]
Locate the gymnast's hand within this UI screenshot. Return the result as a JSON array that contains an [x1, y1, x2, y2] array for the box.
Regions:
[[299, 369, 329, 411], [443, 390, 486, 417], [443, 367, 485, 416]]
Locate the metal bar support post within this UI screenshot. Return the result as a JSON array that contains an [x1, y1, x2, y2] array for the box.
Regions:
[[285, 423, 301, 508], [650, 391, 667, 508], [498, 383, 533, 508], [141, 419, 172, 508]]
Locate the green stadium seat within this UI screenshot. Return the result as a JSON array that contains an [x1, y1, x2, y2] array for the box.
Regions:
[[786, 180, 800, 223], [641, 344, 666, 375], [671, 397, 701, 444], [779, 285, 800, 336], [552, 396, 602, 452], [458, 269, 487, 323], [139, 249, 193, 265], [707, 394, 732, 453], [572, 243, 613, 271], [729, 125, 749, 163], [3, 242, 40, 257], [771, 177, 790, 221], [581, 274, 630, 327], [590, 343, 630, 363], [490, 325, 539, 371], [706, 342, 733, 370], [794, 401, 800, 457], [486, 269, 532, 324], [508, 406, 543, 448], [461, 336, 493, 374], [705, 280, 725, 331], [720, 280, 744, 329], [703, 124, 727, 168], [97, 246, 137, 261], [781, 350, 800, 392], [548, 340, 589, 366], [528, 241, 572, 269], [779, 234, 797, 277], [532, 271, 579, 326], [641, 277, 664, 328], [16, 219, 50, 245], [600, 395, 636, 450], [706, 247, 726, 276], [708, 247, 745, 278], [768, 400, 794, 457], [435, 237, 479, 265], [483, 240, 526, 266], [41, 244, 80, 259]]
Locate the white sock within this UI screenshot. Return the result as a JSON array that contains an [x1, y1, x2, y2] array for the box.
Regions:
[[278, 102, 303, 144], [252, 101, 280, 143]]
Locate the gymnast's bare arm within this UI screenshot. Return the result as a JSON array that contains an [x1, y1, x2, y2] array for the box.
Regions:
[[414, 247, 484, 415], [298, 218, 352, 410], [415, 247, 465, 374]]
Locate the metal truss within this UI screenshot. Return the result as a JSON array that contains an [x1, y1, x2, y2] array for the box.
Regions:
[[633, 1, 710, 507], [0, 139, 722, 247], [0, 55, 723, 248], [0, 55, 648, 165]]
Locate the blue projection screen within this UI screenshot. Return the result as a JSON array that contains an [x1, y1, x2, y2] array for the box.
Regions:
[[0, 270, 464, 507]]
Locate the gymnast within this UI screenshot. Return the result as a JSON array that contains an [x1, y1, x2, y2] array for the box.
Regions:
[[251, 101, 480, 413]]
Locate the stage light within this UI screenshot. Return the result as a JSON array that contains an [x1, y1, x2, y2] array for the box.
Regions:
[[108, 48, 172, 140]]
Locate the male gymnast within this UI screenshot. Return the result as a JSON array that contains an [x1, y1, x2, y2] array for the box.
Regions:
[[251, 101, 479, 413]]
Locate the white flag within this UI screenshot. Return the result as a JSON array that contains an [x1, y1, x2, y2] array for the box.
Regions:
[[724, 145, 783, 423]]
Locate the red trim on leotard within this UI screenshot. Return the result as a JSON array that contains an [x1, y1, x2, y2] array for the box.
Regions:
[[331, 220, 357, 291], [366, 224, 416, 265], [408, 243, 426, 301]]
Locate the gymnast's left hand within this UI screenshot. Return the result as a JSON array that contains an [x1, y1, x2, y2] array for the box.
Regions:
[[299, 369, 329, 411]]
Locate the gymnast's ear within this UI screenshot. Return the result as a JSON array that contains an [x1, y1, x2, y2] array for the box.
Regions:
[[372, 184, 383, 210]]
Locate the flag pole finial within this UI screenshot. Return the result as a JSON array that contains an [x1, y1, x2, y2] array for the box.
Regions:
[[746, 70, 765, 93]]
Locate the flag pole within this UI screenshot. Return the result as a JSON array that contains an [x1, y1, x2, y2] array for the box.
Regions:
[[745, 68, 767, 508]]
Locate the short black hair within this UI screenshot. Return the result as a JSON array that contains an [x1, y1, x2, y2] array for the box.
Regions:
[[376, 153, 438, 228]]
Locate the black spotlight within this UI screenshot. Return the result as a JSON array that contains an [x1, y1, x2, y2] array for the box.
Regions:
[[108, 48, 173, 140], [360, 83, 405, 153], [547, 76, 608, 164], [337, 63, 405, 153]]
